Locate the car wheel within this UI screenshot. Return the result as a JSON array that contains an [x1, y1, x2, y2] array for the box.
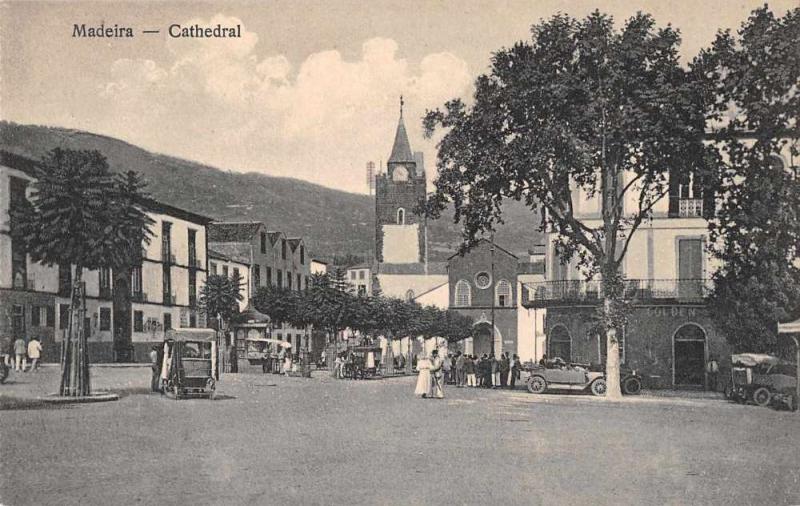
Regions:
[[753, 387, 772, 407], [590, 378, 607, 396], [527, 376, 547, 394], [622, 377, 642, 395]]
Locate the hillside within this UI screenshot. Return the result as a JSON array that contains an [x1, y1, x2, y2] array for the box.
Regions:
[[0, 121, 543, 260]]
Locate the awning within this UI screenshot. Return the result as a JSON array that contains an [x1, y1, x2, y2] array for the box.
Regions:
[[778, 318, 800, 334]]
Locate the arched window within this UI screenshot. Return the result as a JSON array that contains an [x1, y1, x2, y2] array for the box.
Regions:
[[454, 280, 471, 307], [397, 208, 405, 225], [405, 289, 415, 302], [495, 279, 511, 307], [548, 325, 571, 362]]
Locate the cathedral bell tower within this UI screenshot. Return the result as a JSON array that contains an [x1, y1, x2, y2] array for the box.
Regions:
[[375, 97, 427, 264]]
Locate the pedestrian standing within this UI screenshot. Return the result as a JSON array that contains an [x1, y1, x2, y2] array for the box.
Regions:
[[149, 345, 161, 392], [490, 353, 500, 388], [455, 352, 465, 387], [465, 355, 476, 387], [499, 353, 510, 387], [509, 354, 520, 388], [414, 354, 432, 398], [0, 335, 12, 367], [442, 353, 452, 385], [706, 354, 719, 391], [430, 349, 445, 399], [13, 336, 26, 372], [27, 337, 42, 372]]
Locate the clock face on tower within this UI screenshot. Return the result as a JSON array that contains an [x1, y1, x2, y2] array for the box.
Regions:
[[392, 165, 409, 182]]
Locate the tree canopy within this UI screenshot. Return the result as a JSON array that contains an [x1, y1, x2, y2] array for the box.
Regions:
[[697, 6, 800, 351], [200, 273, 245, 330], [422, 11, 709, 397]]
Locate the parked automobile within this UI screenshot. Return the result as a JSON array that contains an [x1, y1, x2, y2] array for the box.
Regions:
[[525, 360, 642, 396], [726, 353, 797, 409], [161, 328, 218, 399]]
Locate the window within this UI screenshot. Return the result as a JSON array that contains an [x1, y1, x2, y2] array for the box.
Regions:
[[46, 306, 55, 328], [359, 270, 365, 280], [455, 280, 471, 306], [397, 208, 405, 225], [210, 262, 218, 275], [300, 246, 305, 265], [405, 289, 414, 302], [99, 268, 111, 298], [59, 304, 71, 329], [222, 265, 229, 278], [131, 265, 143, 297], [188, 229, 197, 267], [12, 305, 24, 338], [254, 265, 261, 287], [164, 313, 172, 330], [287, 271, 293, 290], [261, 232, 267, 254], [495, 279, 511, 307], [99, 308, 111, 331], [163, 265, 172, 304], [281, 239, 287, 260], [189, 269, 197, 307], [9, 177, 28, 289], [161, 221, 172, 262], [350, 271, 357, 280], [475, 271, 492, 289], [31, 306, 41, 327], [232, 267, 240, 282], [266, 267, 272, 286], [359, 285, 367, 296], [133, 311, 144, 332], [58, 264, 72, 297], [189, 311, 197, 328], [277, 269, 283, 288], [296, 273, 301, 290]]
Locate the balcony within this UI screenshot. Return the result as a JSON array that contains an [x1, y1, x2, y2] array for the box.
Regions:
[[522, 278, 711, 307], [131, 291, 148, 303]]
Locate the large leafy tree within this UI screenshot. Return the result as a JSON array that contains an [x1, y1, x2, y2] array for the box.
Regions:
[[10, 148, 153, 396], [200, 273, 244, 331], [697, 6, 800, 351], [422, 12, 708, 397]]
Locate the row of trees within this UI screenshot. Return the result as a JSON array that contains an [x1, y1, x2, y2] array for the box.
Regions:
[[249, 269, 474, 347], [422, 6, 799, 397]]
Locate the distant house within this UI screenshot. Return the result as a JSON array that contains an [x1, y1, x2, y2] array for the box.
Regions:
[[0, 151, 212, 363], [208, 222, 312, 354]]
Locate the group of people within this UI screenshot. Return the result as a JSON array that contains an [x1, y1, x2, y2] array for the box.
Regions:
[[441, 351, 522, 389], [1, 336, 43, 373], [332, 349, 378, 379], [414, 349, 445, 399]]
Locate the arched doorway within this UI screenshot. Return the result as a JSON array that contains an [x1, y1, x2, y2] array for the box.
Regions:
[[472, 322, 501, 356], [673, 323, 706, 387], [548, 325, 571, 362]]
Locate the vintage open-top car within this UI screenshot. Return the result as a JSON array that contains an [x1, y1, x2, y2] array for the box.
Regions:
[[525, 360, 642, 396], [161, 328, 218, 399], [727, 353, 797, 409]]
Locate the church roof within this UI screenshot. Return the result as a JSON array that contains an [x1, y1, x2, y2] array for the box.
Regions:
[[378, 262, 447, 275], [388, 115, 415, 164]]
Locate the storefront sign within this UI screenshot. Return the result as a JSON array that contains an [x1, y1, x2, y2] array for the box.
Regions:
[[645, 306, 698, 318]]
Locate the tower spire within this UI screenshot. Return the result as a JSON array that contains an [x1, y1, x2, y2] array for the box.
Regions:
[[388, 97, 414, 164]]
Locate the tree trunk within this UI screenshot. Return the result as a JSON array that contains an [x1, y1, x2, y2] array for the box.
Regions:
[[59, 266, 90, 396], [604, 296, 622, 399]]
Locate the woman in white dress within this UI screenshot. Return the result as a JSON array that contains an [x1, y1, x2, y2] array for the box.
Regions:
[[414, 355, 432, 398]]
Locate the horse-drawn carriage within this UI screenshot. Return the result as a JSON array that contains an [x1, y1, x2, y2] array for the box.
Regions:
[[343, 346, 382, 379]]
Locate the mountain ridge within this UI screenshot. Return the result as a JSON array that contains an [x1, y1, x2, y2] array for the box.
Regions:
[[0, 121, 543, 261]]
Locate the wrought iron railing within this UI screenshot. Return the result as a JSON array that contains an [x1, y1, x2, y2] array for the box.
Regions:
[[522, 278, 711, 305]]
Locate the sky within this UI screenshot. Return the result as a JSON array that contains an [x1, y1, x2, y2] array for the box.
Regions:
[[1, 0, 795, 194]]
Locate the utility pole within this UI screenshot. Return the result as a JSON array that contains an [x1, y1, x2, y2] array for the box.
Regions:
[[490, 234, 496, 356]]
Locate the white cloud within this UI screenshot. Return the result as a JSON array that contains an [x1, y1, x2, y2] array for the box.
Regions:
[[97, 15, 473, 193]]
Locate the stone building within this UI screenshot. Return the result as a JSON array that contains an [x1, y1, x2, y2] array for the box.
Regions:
[[0, 151, 211, 363]]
